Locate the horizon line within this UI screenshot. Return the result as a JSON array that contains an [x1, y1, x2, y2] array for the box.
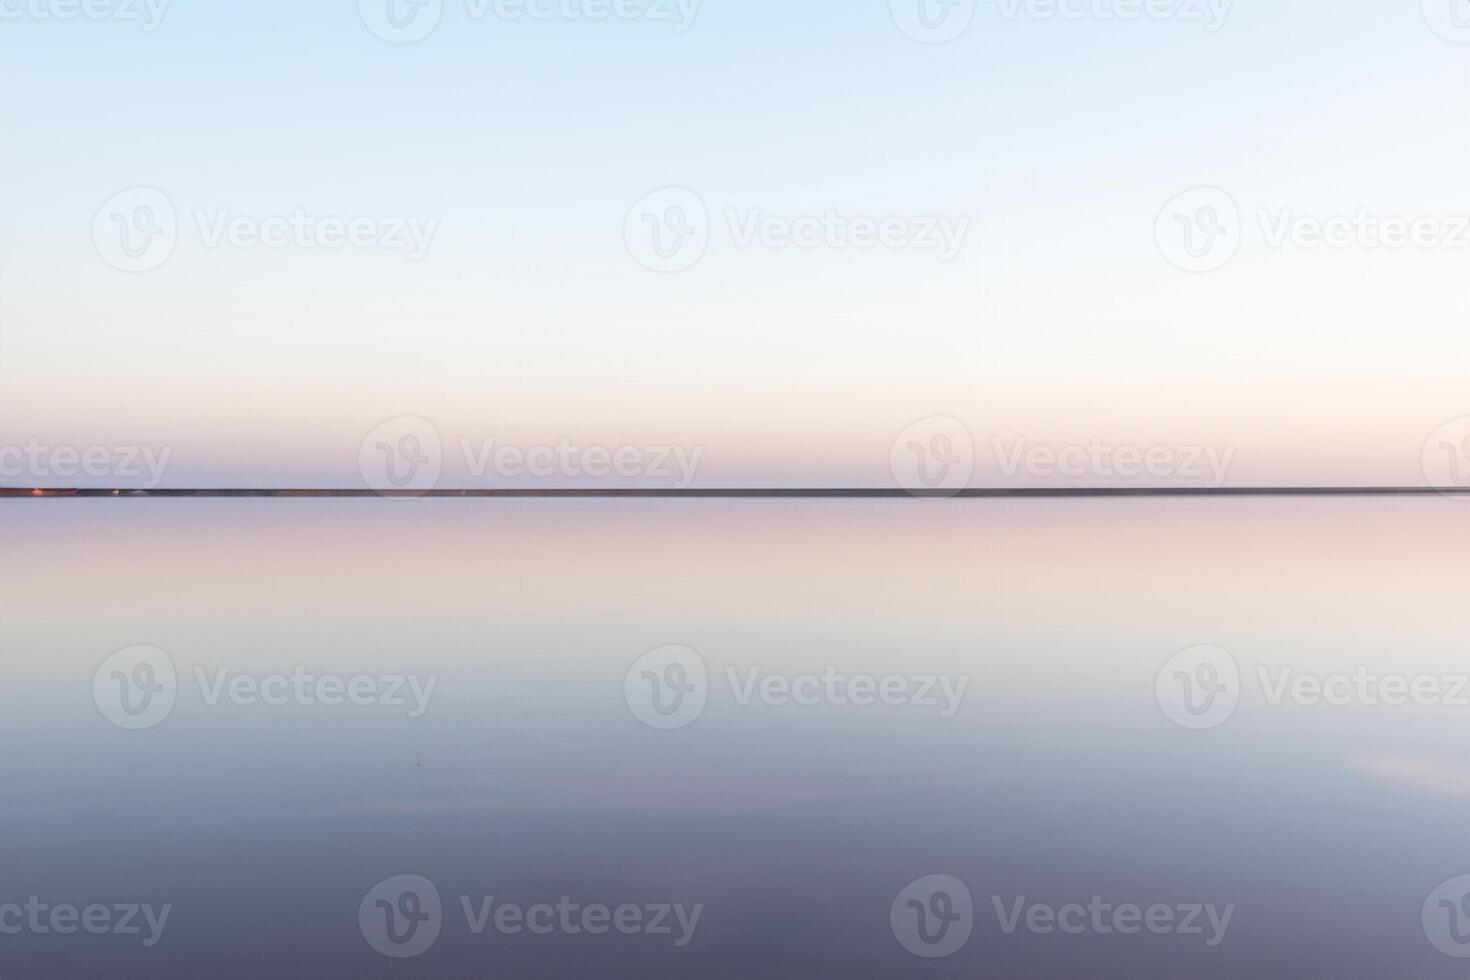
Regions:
[[2, 487, 1465, 499]]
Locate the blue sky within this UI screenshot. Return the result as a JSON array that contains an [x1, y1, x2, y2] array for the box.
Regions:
[[1, 0, 1467, 487]]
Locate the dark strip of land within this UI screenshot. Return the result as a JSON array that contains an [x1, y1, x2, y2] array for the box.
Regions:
[[1, 488, 1464, 498]]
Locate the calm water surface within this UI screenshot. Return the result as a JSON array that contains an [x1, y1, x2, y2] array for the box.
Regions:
[[1, 497, 1467, 978]]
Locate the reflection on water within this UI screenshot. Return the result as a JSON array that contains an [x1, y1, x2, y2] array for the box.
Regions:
[[1, 497, 1467, 978]]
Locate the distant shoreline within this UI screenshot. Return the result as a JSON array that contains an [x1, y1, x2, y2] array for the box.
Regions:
[[2, 487, 1463, 499]]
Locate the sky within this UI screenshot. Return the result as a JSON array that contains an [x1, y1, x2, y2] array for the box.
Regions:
[[0, 0, 1467, 489]]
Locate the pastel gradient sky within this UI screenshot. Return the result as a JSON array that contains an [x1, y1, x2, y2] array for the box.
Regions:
[[0, 0, 1466, 488]]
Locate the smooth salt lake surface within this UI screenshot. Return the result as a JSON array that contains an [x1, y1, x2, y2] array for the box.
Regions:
[[1, 497, 1468, 978]]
